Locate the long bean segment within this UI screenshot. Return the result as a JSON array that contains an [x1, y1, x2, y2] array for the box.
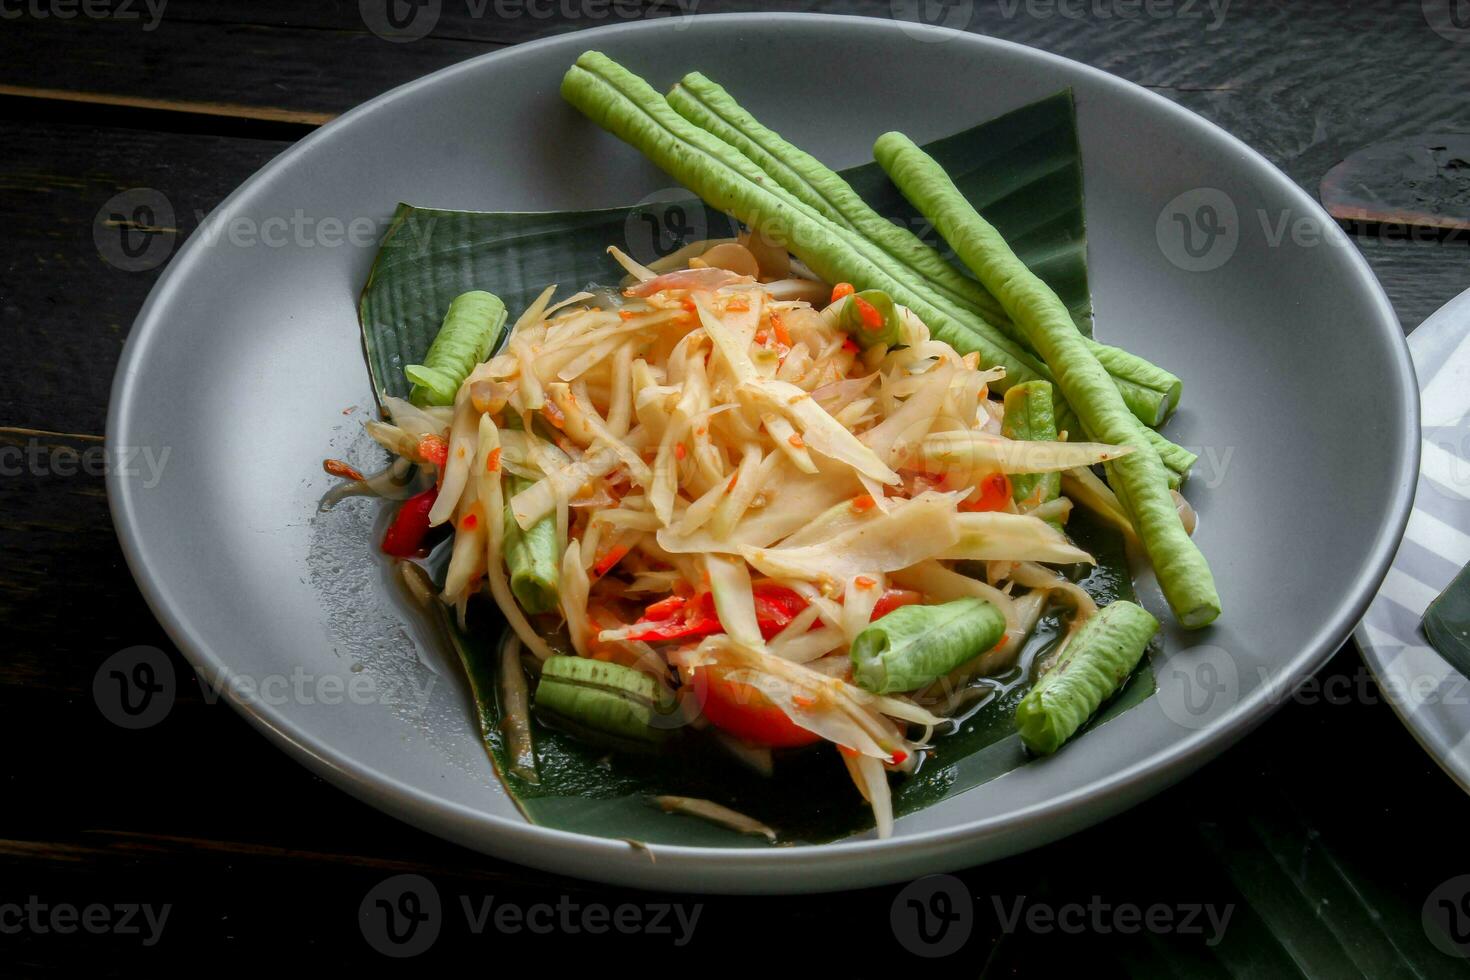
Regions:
[[667, 70, 1182, 427], [406, 290, 507, 406], [1002, 381, 1062, 522], [1014, 600, 1159, 754], [875, 132, 1219, 627], [1143, 427, 1197, 488], [504, 476, 559, 614], [850, 597, 1007, 694]]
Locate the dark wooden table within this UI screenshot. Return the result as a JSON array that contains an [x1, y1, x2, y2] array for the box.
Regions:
[[4, 1, 1470, 972]]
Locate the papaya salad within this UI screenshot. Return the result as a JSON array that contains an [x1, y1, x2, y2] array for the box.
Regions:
[[329, 52, 1220, 841]]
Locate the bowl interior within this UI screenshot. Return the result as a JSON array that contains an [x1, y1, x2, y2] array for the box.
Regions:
[[108, 14, 1415, 892]]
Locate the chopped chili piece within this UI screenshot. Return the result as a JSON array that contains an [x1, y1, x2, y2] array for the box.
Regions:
[[322, 459, 364, 481], [624, 592, 722, 642], [852, 295, 884, 331], [593, 545, 631, 577], [960, 471, 1012, 512], [417, 435, 449, 468]]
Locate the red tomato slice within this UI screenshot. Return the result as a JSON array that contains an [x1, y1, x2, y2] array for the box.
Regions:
[[870, 588, 922, 621], [752, 582, 809, 639], [693, 665, 821, 748]]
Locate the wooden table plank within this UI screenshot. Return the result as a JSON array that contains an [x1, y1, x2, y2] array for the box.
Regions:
[[0, 121, 290, 436], [0, 18, 492, 122]]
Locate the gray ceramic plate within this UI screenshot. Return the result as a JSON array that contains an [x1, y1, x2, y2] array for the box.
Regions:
[[1356, 285, 1470, 792], [107, 13, 1417, 893]]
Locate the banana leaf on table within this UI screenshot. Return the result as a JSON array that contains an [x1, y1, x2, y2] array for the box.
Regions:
[[360, 89, 1153, 846]]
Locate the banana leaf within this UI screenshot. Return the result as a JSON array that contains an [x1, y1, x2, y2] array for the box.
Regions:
[[362, 89, 1152, 846], [359, 91, 1090, 405]]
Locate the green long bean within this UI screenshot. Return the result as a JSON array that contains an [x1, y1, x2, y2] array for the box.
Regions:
[[875, 132, 1219, 627], [504, 476, 559, 614], [850, 597, 1007, 694], [1002, 381, 1062, 522], [1015, 600, 1159, 754], [405, 290, 506, 406]]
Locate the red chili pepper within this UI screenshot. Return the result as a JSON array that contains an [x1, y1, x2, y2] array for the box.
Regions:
[[593, 545, 631, 578], [841, 337, 860, 355], [381, 487, 439, 557], [323, 458, 364, 481], [959, 471, 1012, 512], [624, 592, 723, 643], [626, 584, 812, 643], [830, 282, 855, 304]]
